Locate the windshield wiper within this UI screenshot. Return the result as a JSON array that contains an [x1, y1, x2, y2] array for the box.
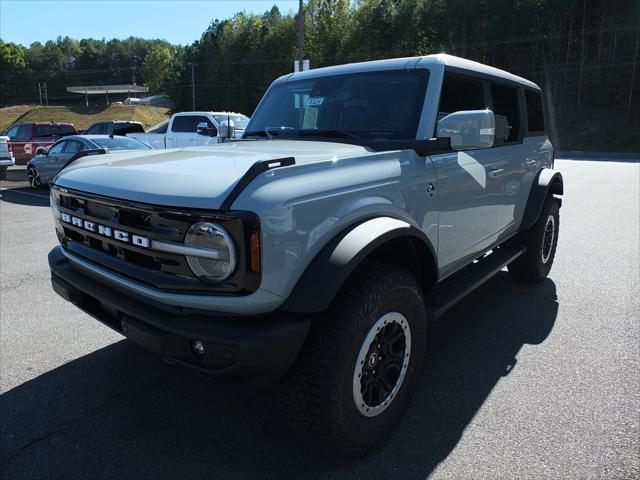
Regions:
[[296, 129, 361, 140], [244, 126, 295, 139]]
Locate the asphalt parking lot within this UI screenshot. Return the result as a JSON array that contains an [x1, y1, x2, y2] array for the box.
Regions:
[[0, 158, 638, 479]]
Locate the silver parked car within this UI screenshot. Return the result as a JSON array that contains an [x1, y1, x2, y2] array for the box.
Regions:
[[27, 135, 151, 188]]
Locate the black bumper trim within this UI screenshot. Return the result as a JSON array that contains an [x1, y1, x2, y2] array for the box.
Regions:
[[49, 246, 310, 384]]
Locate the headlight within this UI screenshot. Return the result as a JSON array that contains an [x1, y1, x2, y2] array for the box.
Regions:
[[49, 189, 64, 239], [184, 222, 236, 282]]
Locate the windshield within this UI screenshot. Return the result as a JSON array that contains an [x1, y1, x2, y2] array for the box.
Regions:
[[246, 69, 428, 141], [92, 136, 151, 151], [213, 115, 250, 130]]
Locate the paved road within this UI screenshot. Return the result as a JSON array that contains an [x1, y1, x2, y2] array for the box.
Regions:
[[1, 159, 638, 479]]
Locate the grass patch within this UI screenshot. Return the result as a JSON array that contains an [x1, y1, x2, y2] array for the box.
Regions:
[[0, 105, 170, 132]]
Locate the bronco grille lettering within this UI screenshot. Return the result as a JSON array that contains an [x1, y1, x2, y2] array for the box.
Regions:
[[59, 213, 149, 248]]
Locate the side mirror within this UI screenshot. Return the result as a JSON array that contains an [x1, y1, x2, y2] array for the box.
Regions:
[[36, 148, 48, 156], [219, 119, 235, 141], [196, 122, 217, 137], [437, 110, 495, 150]]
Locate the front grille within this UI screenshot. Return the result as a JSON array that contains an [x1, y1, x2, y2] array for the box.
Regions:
[[52, 187, 261, 294]]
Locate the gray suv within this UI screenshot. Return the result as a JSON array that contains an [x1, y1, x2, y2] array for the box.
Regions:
[[48, 54, 562, 457]]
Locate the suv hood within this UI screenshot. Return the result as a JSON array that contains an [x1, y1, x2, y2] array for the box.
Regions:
[[53, 140, 370, 209]]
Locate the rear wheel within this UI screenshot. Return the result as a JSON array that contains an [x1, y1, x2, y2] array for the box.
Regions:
[[508, 196, 560, 283], [0, 166, 7, 181], [27, 167, 42, 189], [277, 262, 427, 458]]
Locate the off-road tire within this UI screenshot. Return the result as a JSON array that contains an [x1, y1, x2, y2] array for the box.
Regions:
[[277, 261, 427, 458], [508, 196, 560, 283]]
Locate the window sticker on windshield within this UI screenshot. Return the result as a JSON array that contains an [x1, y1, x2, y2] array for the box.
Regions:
[[303, 108, 319, 129], [305, 96, 325, 107]]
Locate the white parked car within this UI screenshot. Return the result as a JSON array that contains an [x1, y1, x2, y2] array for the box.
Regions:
[[0, 135, 15, 180], [128, 111, 249, 149]]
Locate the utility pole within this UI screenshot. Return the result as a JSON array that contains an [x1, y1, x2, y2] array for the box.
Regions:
[[38, 83, 43, 105], [44, 82, 49, 106], [190, 63, 196, 111], [297, 0, 304, 72]]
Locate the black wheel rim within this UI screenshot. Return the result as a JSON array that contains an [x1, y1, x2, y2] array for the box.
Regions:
[[541, 215, 555, 264], [353, 312, 411, 417]]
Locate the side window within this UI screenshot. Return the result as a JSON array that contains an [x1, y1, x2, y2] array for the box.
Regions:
[[86, 123, 100, 134], [171, 116, 194, 132], [93, 123, 109, 135], [63, 141, 83, 154], [194, 116, 217, 135], [6, 126, 19, 138], [525, 90, 545, 133], [48, 141, 66, 154], [17, 125, 32, 140], [438, 75, 487, 118], [491, 83, 521, 143], [61, 125, 76, 136]]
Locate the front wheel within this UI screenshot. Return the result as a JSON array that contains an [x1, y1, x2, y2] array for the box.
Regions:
[[508, 196, 560, 283], [277, 262, 427, 458], [27, 167, 42, 189]]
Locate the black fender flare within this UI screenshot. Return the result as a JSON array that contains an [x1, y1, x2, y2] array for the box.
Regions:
[[519, 169, 563, 232], [282, 217, 437, 314]]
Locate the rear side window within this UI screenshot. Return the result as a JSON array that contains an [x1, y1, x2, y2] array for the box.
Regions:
[[171, 116, 194, 132], [60, 124, 76, 135], [438, 75, 487, 116], [525, 90, 545, 133], [87, 123, 108, 134], [491, 84, 521, 143], [35, 125, 65, 137], [113, 123, 144, 135], [63, 141, 83, 153]]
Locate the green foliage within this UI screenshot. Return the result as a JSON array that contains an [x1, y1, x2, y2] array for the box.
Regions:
[[142, 44, 177, 93]]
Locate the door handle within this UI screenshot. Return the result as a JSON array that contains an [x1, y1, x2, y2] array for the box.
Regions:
[[488, 168, 504, 178], [523, 159, 537, 168]]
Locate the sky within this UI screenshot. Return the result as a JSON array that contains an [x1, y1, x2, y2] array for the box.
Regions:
[[0, 0, 300, 46]]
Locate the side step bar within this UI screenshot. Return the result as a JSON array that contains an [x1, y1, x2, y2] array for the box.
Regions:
[[426, 246, 525, 321]]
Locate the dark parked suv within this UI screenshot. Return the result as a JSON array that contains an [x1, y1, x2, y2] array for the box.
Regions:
[[85, 121, 145, 136], [5, 122, 77, 164]]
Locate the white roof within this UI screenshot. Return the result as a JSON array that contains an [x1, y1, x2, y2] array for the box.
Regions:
[[280, 53, 540, 90]]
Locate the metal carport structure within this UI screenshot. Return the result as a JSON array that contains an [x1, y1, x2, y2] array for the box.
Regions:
[[66, 84, 149, 106]]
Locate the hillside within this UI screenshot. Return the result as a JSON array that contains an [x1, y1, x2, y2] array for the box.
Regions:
[[0, 105, 170, 132]]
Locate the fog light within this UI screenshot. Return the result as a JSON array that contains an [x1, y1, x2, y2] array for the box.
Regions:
[[192, 340, 205, 358]]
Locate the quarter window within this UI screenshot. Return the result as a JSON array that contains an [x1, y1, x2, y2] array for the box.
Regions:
[[525, 90, 545, 132], [491, 84, 521, 143]]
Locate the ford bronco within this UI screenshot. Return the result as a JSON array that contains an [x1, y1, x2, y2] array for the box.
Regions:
[[48, 54, 562, 457]]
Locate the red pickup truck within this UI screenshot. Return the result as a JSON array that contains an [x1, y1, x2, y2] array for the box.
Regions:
[[5, 122, 77, 164]]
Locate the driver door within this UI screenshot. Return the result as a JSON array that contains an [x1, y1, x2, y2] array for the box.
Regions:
[[432, 74, 504, 275]]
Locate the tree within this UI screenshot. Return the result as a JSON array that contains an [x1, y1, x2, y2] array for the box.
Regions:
[[142, 44, 175, 93]]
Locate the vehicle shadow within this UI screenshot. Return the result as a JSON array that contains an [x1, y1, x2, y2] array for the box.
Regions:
[[0, 272, 557, 479], [0, 187, 49, 207]]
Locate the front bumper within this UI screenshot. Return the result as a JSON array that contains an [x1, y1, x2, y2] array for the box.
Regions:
[[0, 157, 14, 166], [49, 246, 310, 384]]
